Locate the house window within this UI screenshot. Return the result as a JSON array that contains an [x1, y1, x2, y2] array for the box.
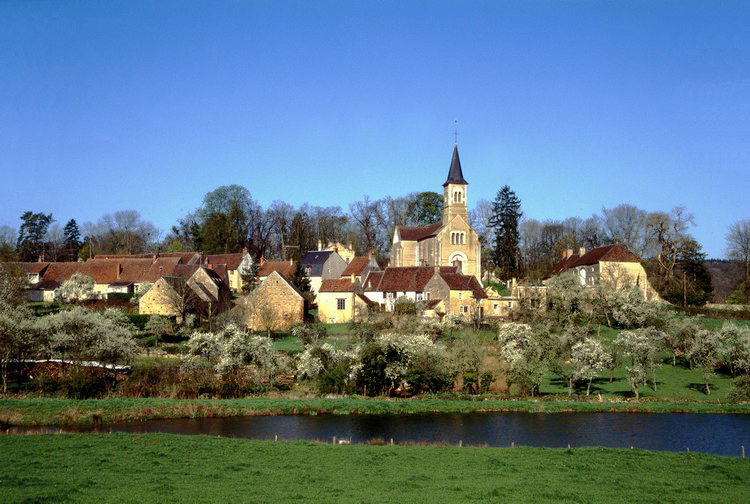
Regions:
[[337, 298, 346, 310], [460, 305, 468, 313], [305, 266, 312, 276], [426, 292, 430, 301], [386, 292, 395, 299], [458, 292, 462, 300], [416, 293, 423, 301]]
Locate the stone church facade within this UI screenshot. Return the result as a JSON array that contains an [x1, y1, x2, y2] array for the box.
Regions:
[[390, 146, 482, 281]]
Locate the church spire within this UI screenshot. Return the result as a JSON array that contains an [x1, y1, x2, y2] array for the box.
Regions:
[[443, 144, 468, 187]]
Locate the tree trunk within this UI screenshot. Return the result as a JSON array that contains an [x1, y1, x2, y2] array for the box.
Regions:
[[652, 367, 657, 391], [706, 380, 711, 395], [634, 386, 639, 400], [587, 378, 592, 396]]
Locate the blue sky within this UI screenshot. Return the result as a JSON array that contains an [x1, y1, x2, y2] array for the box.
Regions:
[[1, 0, 748, 258]]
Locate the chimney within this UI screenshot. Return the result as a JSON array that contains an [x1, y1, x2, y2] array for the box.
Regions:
[[369, 249, 375, 260], [334, 245, 339, 253], [579, 246, 586, 256], [566, 248, 574, 258], [242, 244, 249, 254], [435, 266, 440, 273], [260, 255, 265, 266], [116, 262, 122, 279], [350, 274, 355, 283], [317, 240, 323, 251]]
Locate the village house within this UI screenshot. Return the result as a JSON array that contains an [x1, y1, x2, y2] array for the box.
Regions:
[[139, 265, 231, 321], [390, 146, 482, 282], [362, 265, 486, 318], [299, 249, 348, 298], [319, 241, 356, 263], [544, 244, 660, 300], [236, 271, 306, 331], [340, 252, 380, 283], [257, 257, 297, 283], [317, 276, 374, 323]]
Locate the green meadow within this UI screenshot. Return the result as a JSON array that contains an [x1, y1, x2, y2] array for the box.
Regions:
[[2, 434, 749, 503]]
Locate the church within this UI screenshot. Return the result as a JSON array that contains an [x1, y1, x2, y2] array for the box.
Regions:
[[390, 146, 482, 281]]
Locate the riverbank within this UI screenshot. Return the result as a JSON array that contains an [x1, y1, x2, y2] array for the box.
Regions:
[[2, 396, 750, 426], [2, 433, 749, 503]]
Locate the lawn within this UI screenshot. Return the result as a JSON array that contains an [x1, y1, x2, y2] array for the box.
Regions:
[[2, 434, 749, 503]]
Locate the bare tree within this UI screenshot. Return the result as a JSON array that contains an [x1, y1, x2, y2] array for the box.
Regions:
[[727, 219, 750, 298], [350, 196, 382, 257], [601, 204, 653, 258], [646, 206, 694, 284]]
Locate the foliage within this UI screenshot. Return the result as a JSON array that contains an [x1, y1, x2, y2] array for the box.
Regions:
[[393, 296, 418, 315], [62, 218, 81, 261], [570, 338, 612, 396], [0, 305, 40, 392], [497, 323, 546, 396], [289, 260, 312, 298], [41, 306, 137, 366], [0, 265, 27, 308], [685, 327, 724, 395], [720, 322, 750, 376], [57, 272, 95, 303], [186, 323, 279, 383], [290, 323, 327, 346], [614, 329, 660, 399], [726, 219, 750, 303]]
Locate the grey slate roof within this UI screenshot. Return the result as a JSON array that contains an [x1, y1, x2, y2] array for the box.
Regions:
[[300, 250, 335, 277], [443, 144, 468, 187]]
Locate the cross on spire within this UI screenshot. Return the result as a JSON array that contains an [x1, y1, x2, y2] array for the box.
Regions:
[[453, 119, 459, 144]]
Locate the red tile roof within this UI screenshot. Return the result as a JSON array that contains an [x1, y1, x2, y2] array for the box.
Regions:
[[397, 221, 443, 241], [5, 262, 50, 274], [204, 253, 244, 270], [342, 257, 370, 276], [362, 271, 384, 291], [372, 266, 457, 293], [545, 244, 643, 279], [258, 260, 296, 278], [438, 272, 488, 299], [319, 278, 359, 292]]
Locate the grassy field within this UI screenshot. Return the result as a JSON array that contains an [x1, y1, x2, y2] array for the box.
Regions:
[[2, 433, 749, 503], [3, 397, 750, 427]]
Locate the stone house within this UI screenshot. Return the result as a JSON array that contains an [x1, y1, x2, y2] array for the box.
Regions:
[[238, 271, 306, 331], [139, 265, 231, 321], [390, 146, 482, 281]]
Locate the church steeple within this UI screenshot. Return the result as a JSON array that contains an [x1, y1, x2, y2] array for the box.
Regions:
[[442, 145, 469, 224], [443, 144, 468, 187]]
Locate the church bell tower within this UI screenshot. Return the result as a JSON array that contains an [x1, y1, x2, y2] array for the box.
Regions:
[[442, 145, 469, 223]]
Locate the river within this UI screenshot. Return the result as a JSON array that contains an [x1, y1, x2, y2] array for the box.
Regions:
[[8, 412, 750, 456]]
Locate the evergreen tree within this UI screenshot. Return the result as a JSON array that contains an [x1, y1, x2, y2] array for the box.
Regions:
[[290, 260, 312, 299], [16, 211, 53, 261], [63, 219, 81, 261], [239, 252, 261, 294], [667, 238, 713, 306], [488, 186, 522, 280]]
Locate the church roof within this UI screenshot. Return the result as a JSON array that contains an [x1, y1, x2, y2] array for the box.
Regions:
[[397, 221, 443, 241], [443, 145, 468, 187]]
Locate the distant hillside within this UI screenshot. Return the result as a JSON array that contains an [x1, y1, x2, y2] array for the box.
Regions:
[[705, 260, 743, 303]]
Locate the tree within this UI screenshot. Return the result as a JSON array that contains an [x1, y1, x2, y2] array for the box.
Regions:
[[63, 219, 82, 261], [646, 207, 694, 288], [497, 323, 546, 396], [17, 211, 53, 261], [0, 265, 27, 308], [662, 238, 713, 306], [407, 192, 443, 226], [0, 305, 40, 393], [489, 185, 522, 280], [686, 328, 723, 395], [570, 338, 612, 396], [57, 272, 95, 303], [349, 196, 382, 257], [144, 315, 174, 348], [726, 220, 750, 303], [289, 260, 312, 299], [615, 329, 660, 399], [601, 204, 652, 258], [238, 252, 260, 294], [41, 306, 137, 366]]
